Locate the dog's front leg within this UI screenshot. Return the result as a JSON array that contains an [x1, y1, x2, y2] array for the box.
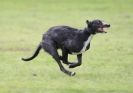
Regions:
[[69, 54, 82, 68]]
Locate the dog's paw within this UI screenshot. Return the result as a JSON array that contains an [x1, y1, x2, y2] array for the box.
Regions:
[[69, 64, 76, 68], [70, 72, 76, 76]]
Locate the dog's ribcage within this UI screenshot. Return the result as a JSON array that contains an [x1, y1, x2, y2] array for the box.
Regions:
[[72, 35, 94, 55]]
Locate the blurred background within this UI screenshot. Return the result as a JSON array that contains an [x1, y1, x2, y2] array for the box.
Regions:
[[0, 0, 133, 93]]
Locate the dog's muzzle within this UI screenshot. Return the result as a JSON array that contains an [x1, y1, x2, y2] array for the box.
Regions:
[[97, 24, 110, 33]]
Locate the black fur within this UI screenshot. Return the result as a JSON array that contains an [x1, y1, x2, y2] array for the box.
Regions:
[[22, 19, 110, 76]]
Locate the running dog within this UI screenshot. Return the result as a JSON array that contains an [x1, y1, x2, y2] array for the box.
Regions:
[[22, 19, 110, 76]]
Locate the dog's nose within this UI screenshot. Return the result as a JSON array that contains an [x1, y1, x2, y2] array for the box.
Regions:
[[105, 24, 110, 27]]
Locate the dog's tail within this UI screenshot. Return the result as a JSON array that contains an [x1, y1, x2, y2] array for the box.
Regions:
[[22, 43, 42, 61]]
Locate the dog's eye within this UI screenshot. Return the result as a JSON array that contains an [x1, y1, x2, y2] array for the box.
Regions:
[[98, 21, 102, 24]]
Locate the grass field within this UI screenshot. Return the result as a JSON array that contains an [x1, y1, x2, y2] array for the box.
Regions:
[[0, 0, 133, 93]]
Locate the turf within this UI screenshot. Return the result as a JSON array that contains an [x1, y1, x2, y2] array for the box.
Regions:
[[0, 0, 133, 93]]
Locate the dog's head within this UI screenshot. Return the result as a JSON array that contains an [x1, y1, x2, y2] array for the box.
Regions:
[[86, 19, 110, 34]]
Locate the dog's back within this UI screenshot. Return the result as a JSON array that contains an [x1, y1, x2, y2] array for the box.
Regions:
[[43, 26, 82, 48], [44, 26, 81, 40]]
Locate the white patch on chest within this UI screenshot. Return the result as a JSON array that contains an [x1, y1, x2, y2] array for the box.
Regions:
[[72, 35, 94, 55]]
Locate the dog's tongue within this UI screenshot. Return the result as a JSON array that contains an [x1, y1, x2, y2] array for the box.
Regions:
[[102, 28, 107, 33]]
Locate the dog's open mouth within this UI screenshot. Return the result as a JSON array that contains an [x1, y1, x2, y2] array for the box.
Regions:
[[97, 24, 110, 33]]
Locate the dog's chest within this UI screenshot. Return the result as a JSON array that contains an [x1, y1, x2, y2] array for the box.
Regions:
[[72, 35, 94, 55]]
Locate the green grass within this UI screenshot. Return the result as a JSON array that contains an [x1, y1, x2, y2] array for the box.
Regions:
[[0, 0, 133, 93]]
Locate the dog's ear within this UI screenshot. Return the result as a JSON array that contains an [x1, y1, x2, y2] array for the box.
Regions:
[[86, 20, 90, 24], [86, 20, 91, 27]]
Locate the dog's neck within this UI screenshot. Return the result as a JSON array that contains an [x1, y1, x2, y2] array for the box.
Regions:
[[83, 27, 93, 35], [82, 27, 95, 40], [82, 28, 94, 50]]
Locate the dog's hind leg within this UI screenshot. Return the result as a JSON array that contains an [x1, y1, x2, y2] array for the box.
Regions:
[[42, 40, 75, 76]]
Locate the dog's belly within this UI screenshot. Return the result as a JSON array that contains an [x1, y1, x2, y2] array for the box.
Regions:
[[71, 35, 93, 55], [71, 50, 86, 55]]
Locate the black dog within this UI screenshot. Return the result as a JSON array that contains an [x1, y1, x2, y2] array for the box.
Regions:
[[22, 19, 110, 76]]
